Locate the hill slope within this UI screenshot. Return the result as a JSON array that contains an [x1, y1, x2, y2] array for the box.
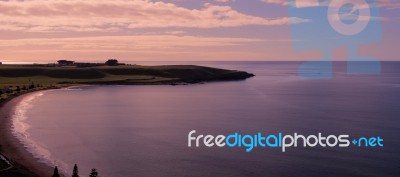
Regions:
[[0, 64, 255, 87]]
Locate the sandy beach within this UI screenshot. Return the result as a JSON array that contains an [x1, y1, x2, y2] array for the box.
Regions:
[[0, 92, 56, 177]]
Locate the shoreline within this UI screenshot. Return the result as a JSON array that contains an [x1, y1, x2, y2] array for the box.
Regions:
[[0, 63, 255, 176], [0, 90, 62, 177], [0, 78, 255, 177]]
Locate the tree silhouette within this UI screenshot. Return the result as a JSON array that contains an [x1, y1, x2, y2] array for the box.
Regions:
[[72, 164, 79, 177], [29, 82, 36, 89], [105, 59, 119, 66], [52, 166, 60, 177], [89, 168, 98, 177]]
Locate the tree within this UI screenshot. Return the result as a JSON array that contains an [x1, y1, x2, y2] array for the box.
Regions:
[[29, 82, 36, 89], [105, 59, 119, 66], [72, 164, 79, 177], [52, 166, 60, 177], [89, 168, 98, 177]]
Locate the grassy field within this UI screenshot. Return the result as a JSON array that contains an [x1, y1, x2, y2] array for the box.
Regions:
[[0, 64, 254, 103], [0, 64, 254, 100], [0, 64, 253, 87], [0, 75, 173, 87], [0, 65, 171, 88]]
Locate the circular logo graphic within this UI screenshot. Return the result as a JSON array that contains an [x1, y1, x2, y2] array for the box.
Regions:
[[328, 0, 370, 36]]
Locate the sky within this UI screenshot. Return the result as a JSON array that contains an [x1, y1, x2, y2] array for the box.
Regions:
[[0, 0, 398, 63]]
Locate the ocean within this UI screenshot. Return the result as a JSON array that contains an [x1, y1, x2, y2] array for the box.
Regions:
[[12, 61, 400, 177]]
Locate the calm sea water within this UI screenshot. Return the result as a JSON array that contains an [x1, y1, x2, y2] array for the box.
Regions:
[[14, 62, 400, 177]]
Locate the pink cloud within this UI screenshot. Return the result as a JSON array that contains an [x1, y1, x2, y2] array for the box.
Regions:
[[0, 35, 264, 49], [0, 35, 269, 61], [262, 0, 400, 9], [0, 0, 307, 32]]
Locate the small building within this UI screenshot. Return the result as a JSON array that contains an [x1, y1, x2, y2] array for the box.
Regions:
[[57, 60, 75, 66]]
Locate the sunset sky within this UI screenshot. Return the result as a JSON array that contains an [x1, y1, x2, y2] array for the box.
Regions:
[[0, 0, 398, 63]]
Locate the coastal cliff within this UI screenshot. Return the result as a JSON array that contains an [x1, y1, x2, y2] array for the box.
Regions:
[[0, 64, 255, 86]]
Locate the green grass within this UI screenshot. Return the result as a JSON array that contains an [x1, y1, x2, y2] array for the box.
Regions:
[[0, 65, 179, 88], [0, 75, 173, 87], [0, 63, 253, 106], [0, 64, 253, 88], [0, 64, 254, 102]]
